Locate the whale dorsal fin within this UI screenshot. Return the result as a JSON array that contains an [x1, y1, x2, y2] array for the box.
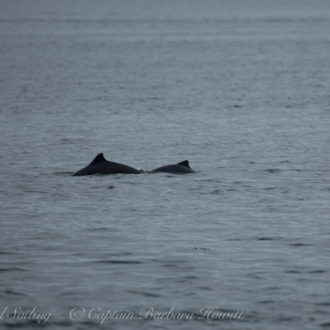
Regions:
[[177, 160, 190, 168], [90, 153, 106, 165]]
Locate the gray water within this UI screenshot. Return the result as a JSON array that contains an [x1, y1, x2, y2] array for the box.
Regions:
[[1, 0, 330, 329]]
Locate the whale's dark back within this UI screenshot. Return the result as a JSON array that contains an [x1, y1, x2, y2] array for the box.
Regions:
[[73, 153, 141, 176], [152, 160, 195, 174]]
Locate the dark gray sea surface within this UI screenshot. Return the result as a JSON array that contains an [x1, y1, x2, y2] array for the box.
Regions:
[[1, 0, 330, 329]]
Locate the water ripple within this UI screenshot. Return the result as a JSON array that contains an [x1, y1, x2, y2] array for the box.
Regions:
[[93, 260, 142, 265]]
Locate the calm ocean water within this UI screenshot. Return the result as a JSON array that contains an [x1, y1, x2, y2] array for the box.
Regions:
[[1, 0, 330, 329]]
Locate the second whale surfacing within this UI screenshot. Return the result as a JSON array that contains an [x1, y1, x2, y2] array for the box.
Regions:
[[152, 160, 195, 174], [73, 153, 141, 176]]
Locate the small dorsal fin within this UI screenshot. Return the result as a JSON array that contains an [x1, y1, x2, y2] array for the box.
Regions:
[[90, 153, 106, 165], [177, 160, 190, 168]]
